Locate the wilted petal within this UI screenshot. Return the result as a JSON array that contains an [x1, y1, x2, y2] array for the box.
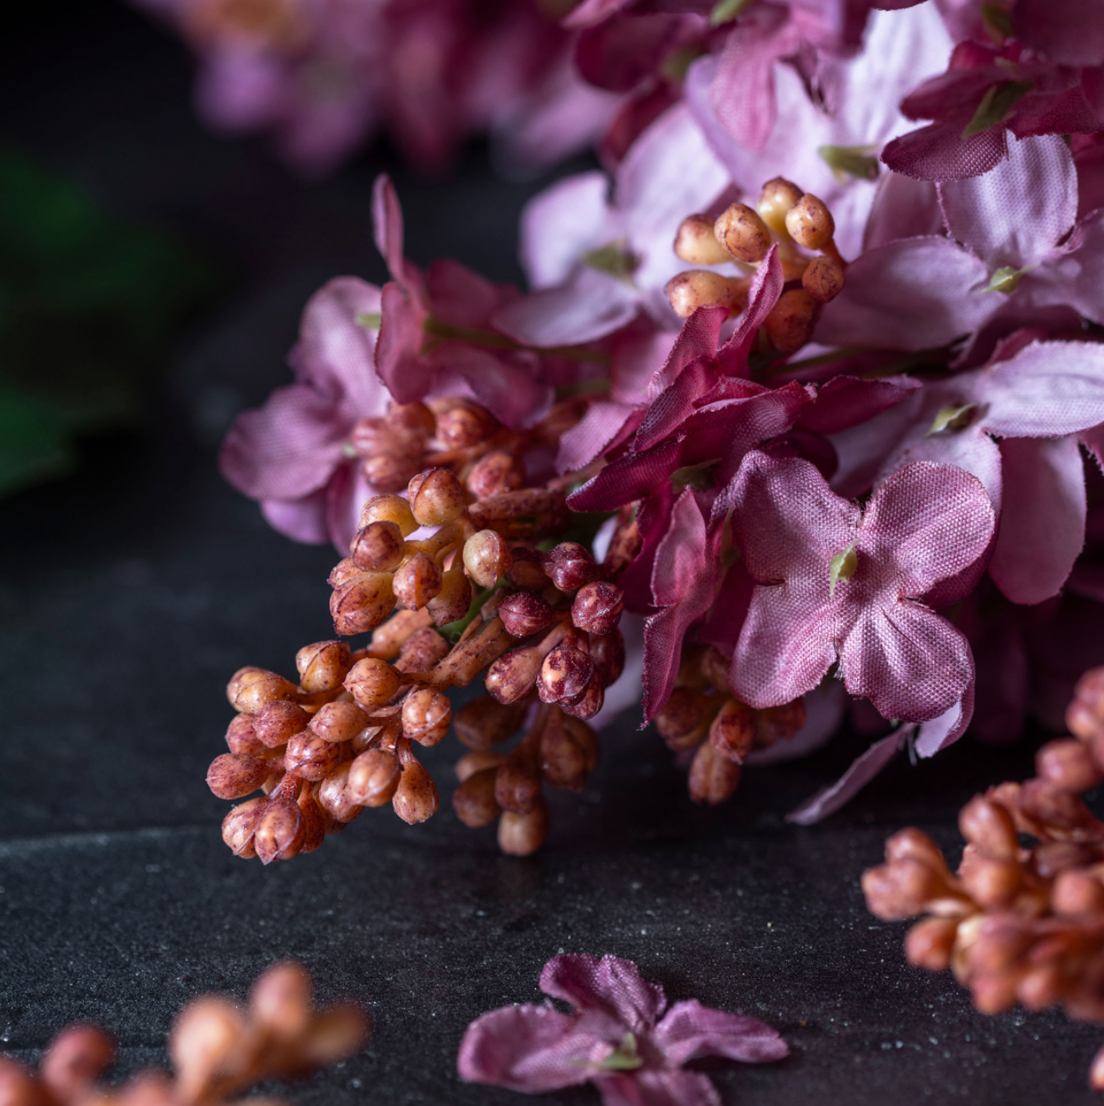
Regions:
[[540, 954, 666, 1033], [840, 601, 974, 722], [816, 237, 992, 351], [989, 436, 1086, 605], [938, 135, 1077, 269], [656, 1001, 789, 1066], [457, 1004, 593, 1094], [595, 1069, 721, 1106], [645, 305, 729, 401]]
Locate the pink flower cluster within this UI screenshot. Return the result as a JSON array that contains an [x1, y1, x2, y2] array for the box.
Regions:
[[221, 1, 1104, 817]]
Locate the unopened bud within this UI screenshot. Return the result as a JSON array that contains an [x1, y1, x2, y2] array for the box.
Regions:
[[359, 494, 417, 536], [903, 917, 958, 971], [169, 997, 245, 1101], [674, 213, 733, 266], [296, 787, 326, 854], [539, 711, 589, 790], [294, 640, 352, 693], [958, 796, 1019, 860], [346, 748, 401, 807], [42, 1025, 116, 1098], [452, 767, 501, 828], [391, 750, 439, 824], [709, 698, 755, 763], [763, 289, 818, 354], [499, 591, 554, 637], [571, 581, 623, 635], [284, 731, 346, 781], [666, 270, 745, 319], [363, 452, 421, 493], [1052, 869, 1104, 915], [1036, 738, 1104, 793], [714, 202, 772, 263], [328, 557, 363, 589], [225, 714, 266, 757], [752, 698, 807, 747], [498, 798, 549, 856], [467, 451, 525, 499], [401, 689, 451, 745], [221, 797, 266, 858], [454, 696, 527, 750], [757, 177, 804, 235], [330, 573, 396, 635], [207, 753, 271, 799], [309, 701, 370, 743], [687, 739, 741, 804], [655, 687, 715, 751], [427, 568, 474, 626], [784, 193, 835, 250], [959, 849, 1020, 908], [495, 754, 542, 814], [861, 858, 945, 920], [801, 255, 845, 303], [254, 796, 306, 863], [344, 657, 401, 709], [350, 521, 406, 573], [463, 529, 512, 589], [542, 542, 599, 592], [885, 828, 946, 869], [393, 551, 443, 610], [486, 645, 545, 704], [408, 468, 466, 526], [389, 400, 436, 435], [562, 676, 604, 720], [227, 667, 298, 714], [506, 546, 551, 590], [249, 961, 312, 1039], [455, 750, 508, 780], [434, 400, 499, 449], [394, 626, 450, 675], [316, 764, 363, 822], [538, 643, 594, 704], [589, 629, 625, 687], [253, 700, 311, 748]]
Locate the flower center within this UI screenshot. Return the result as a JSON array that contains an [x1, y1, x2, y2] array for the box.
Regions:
[[591, 1032, 644, 1071], [829, 545, 857, 598]]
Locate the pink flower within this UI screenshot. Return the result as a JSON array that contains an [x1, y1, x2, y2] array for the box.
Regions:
[[728, 452, 995, 722], [457, 953, 787, 1106]]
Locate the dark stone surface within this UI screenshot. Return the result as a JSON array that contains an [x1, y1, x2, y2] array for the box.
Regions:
[[2, 4, 1101, 1104]]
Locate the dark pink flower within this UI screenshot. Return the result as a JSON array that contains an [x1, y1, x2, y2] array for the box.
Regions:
[[457, 953, 787, 1106], [728, 452, 995, 722]]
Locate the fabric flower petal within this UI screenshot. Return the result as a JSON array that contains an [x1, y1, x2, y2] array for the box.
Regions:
[[596, 1069, 721, 1106], [540, 955, 667, 1033], [260, 488, 331, 545], [655, 1001, 789, 1066], [518, 170, 611, 289]]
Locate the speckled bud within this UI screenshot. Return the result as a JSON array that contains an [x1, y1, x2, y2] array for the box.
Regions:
[[408, 468, 466, 526], [330, 572, 396, 636], [498, 591, 555, 637], [714, 202, 772, 263], [666, 270, 745, 319], [393, 626, 450, 675], [254, 796, 306, 864], [467, 451, 525, 499], [401, 689, 451, 746], [571, 581, 623, 635], [207, 753, 271, 799], [393, 551, 443, 610], [542, 542, 599, 592], [674, 213, 734, 266], [538, 643, 594, 704], [427, 569, 474, 626], [506, 546, 550, 590], [708, 699, 755, 763], [454, 696, 527, 750], [452, 767, 500, 828], [462, 529, 512, 589], [221, 797, 266, 858], [687, 740, 741, 805], [309, 701, 370, 743], [434, 400, 499, 449], [316, 764, 363, 822], [391, 746, 439, 824], [295, 640, 353, 693], [283, 731, 346, 781], [350, 521, 406, 573], [756, 177, 804, 235], [227, 667, 299, 714], [763, 289, 818, 354], [801, 255, 845, 303], [253, 700, 311, 748], [343, 657, 401, 709], [784, 193, 835, 250], [225, 714, 266, 757], [359, 493, 418, 536]]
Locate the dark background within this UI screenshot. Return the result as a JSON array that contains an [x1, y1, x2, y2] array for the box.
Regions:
[[1, 4, 1101, 1103]]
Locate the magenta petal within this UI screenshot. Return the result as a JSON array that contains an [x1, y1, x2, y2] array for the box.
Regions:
[[801, 375, 921, 435], [456, 1004, 592, 1093], [371, 175, 419, 291], [938, 135, 1077, 269], [563, 0, 632, 30], [656, 1001, 789, 1066], [568, 439, 680, 513], [219, 385, 347, 500], [651, 489, 705, 610], [557, 401, 637, 474], [881, 119, 1008, 182], [786, 729, 908, 825], [1016, 0, 1104, 67], [540, 954, 666, 1033], [860, 462, 995, 595], [715, 246, 783, 373], [989, 436, 1086, 605], [325, 459, 371, 554], [493, 269, 637, 347], [259, 488, 331, 545], [375, 281, 431, 404], [816, 237, 992, 351], [518, 171, 610, 289], [441, 344, 551, 430], [913, 673, 975, 757], [1030, 212, 1104, 327], [646, 305, 728, 400], [596, 1069, 721, 1106], [840, 602, 974, 722]]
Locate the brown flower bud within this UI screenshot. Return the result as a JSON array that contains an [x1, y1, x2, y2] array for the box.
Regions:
[[1017, 963, 1063, 1012], [401, 689, 451, 745], [343, 657, 401, 709], [363, 452, 422, 493], [571, 581, 623, 635], [666, 270, 746, 319], [752, 698, 807, 747], [1052, 869, 1104, 915], [454, 696, 527, 750], [225, 713, 266, 757], [296, 788, 326, 854], [763, 288, 818, 354], [785, 193, 835, 250], [359, 493, 418, 536], [463, 529, 512, 589], [1033, 840, 1095, 878], [688, 739, 741, 805], [495, 747, 542, 814], [486, 645, 545, 704], [284, 731, 346, 781], [350, 521, 406, 573], [709, 698, 755, 763], [295, 640, 353, 693], [227, 667, 299, 714], [562, 715, 600, 772], [393, 551, 443, 610], [801, 255, 846, 303], [539, 711, 589, 790], [391, 747, 439, 824], [453, 767, 501, 828], [327, 557, 363, 589], [253, 700, 311, 748], [251, 961, 312, 1038], [169, 996, 245, 1102], [538, 643, 594, 704], [467, 451, 525, 499], [309, 700, 370, 743], [714, 202, 772, 263], [542, 542, 599, 592], [506, 546, 551, 590], [456, 750, 509, 780], [0, 1058, 40, 1106], [207, 753, 271, 799], [1021, 778, 1096, 833], [655, 687, 715, 751], [435, 399, 499, 449], [884, 828, 947, 868], [498, 798, 549, 856], [42, 1026, 116, 1098], [330, 573, 396, 636], [254, 796, 306, 863], [958, 796, 1019, 861], [562, 676, 604, 720], [499, 591, 555, 637], [408, 468, 466, 526], [757, 177, 804, 235], [221, 797, 266, 858], [903, 916, 959, 972], [959, 849, 1020, 908], [316, 764, 363, 822], [394, 626, 451, 675], [674, 213, 733, 266], [861, 858, 945, 921], [1036, 738, 1104, 793], [427, 568, 473, 626], [343, 748, 400, 807], [589, 629, 626, 687], [389, 400, 436, 435]]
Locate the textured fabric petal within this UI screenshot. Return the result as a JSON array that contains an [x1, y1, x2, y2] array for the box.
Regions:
[[562, 0, 632, 30], [913, 672, 975, 757], [881, 119, 1009, 182], [518, 171, 610, 289], [259, 488, 331, 545], [325, 459, 370, 554], [650, 488, 705, 609], [456, 1004, 593, 1094], [568, 439, 681, 513], [423, 259, 508, 328], [374, 281, 431, 404], [656, 1001, 789, 1066], [1015, 0, 1104, 67], [219, 385, 347, 500], [839, 601, 973, 722], [596, 1069, 721, 1106], [746, 681, 848, 766], [1028, 211, 1104, 327], [978, 339, 1104, 436], [441, 345, 551, 430], [787, 729, 908, 825], [646, 305, 728, 400], [557, 401, 637, 474], [860, 462, 995, 595], [540, 955, 666, 1033], [989, 436, 1086, 605], [714, 246, 783, 376], [863, 173, 943, 251], [371, 175, 417, 291], [938, 135, 1077, 269], [800, 375, 921, 435], [816, 238, 992, 351]]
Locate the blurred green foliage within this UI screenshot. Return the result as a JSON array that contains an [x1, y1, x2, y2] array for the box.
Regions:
[[0, 149, 210, 496]]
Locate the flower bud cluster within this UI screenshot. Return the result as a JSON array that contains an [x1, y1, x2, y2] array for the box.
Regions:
[[0, 962, 367, 1106], [862, 665, 1104, 1090], [668, 177, 847, 355], [654, 646, 806, 805]]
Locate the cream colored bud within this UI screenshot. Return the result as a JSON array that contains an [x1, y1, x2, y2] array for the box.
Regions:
[[674, 213, 733, 266], [714, 202, 772, 263]]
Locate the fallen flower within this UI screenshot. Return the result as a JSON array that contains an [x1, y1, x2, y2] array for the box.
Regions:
[[457, 953, 787, 1105]]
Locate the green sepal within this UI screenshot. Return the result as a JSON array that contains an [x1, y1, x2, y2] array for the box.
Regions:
[[928, 403, 976, 435], [357, 312, 382, 330], [583, 242, 639, 283], [710, 0, 755, 26], [818, 144, 880, 183], [962, 80, 1033, 139], [829, 545, 857, 598]]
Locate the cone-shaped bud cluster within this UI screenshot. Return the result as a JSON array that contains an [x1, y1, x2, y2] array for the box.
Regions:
[[351, 401, 434, 492]]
